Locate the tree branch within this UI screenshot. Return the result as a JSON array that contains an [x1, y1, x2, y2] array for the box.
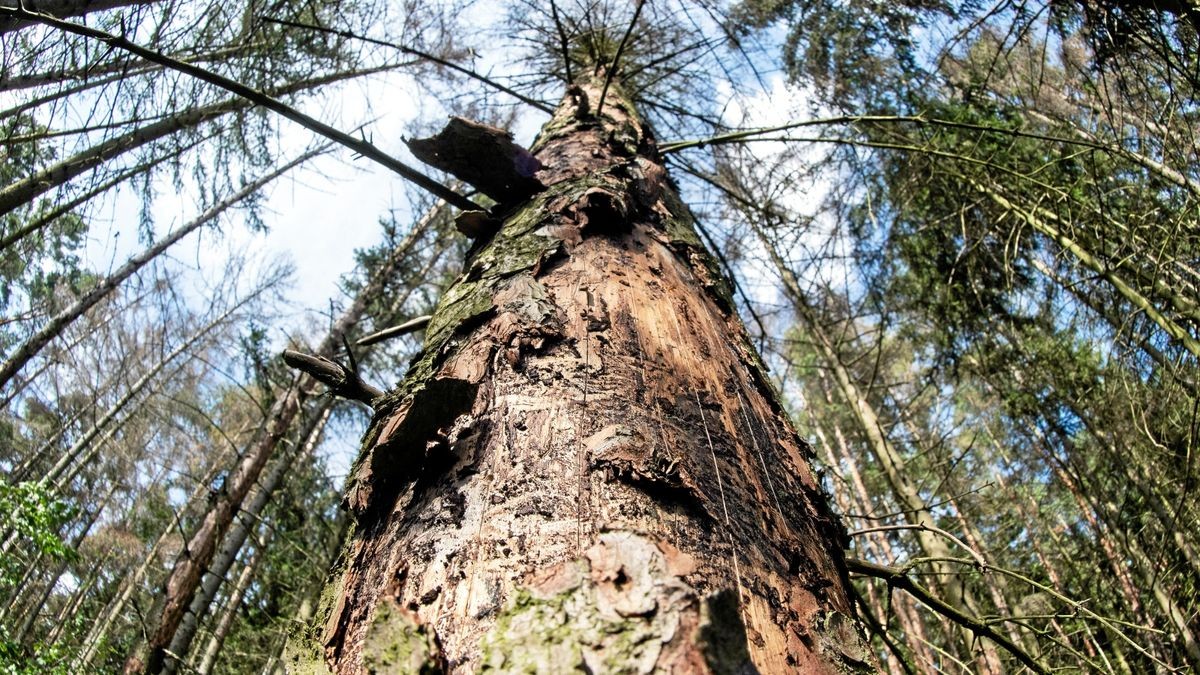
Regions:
[[594, 0, 645, 117], [848, 523, 988, 569], [548, 0, 573, 85], [281, 349, 383, 407], [356, 314, 432, 347], [0, 4, 482, 212], [658, 114, 1129, 155], [260, 16, 555, 114], [846, 557, 1049, 674]]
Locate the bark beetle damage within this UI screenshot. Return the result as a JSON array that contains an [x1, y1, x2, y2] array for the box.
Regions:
[[300, 78, 870, 674], [345, 271, 568, 522], [584, 424, 709, 518], [344, 375, 478, 519]]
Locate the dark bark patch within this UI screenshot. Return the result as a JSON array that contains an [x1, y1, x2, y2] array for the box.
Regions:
[[571, 187, 632, 237], [455, 210, 502, 239], [585, 424, 710, 520], [406, 117, 543, 205], [697, 589, 760, 675], [345, 376, 479, 520]]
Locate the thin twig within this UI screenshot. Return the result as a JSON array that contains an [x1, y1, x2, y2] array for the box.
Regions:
[[549, 0, 573, 85], [594, 0, 645, 118], [657, 114, 1129, 155], [261, 16, 554, 114], [847, 557, 1049, 674], [848, 523, 988, 569]]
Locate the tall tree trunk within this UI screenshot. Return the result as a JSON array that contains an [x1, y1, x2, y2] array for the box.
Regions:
[[127, 186, 445, 674], [758, 235, 1000, 671], [286, 76, 869, 673], [163, 402, 333, 672]]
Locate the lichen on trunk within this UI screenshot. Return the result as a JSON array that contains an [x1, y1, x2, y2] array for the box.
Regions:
[[287, 75, 872, 674]]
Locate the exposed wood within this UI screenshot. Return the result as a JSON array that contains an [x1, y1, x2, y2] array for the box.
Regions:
[[287, 76, 869, 674]]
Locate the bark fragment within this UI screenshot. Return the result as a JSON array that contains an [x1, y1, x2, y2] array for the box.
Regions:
[[406, 117, 544, 205], [345, 375, 479, 518]]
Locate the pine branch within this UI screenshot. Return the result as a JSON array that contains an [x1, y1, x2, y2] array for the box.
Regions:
[[658, 114, 1130, 156], [548, 0, 573, 85], [0, 4, 482, 212]]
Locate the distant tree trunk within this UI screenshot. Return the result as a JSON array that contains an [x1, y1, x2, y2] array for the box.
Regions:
[[286, 75, 870, 673], [127, 187, 443, 675], [74, 462, 228, 671], [163, 402, 333, 672], [195, 543, 264, 675]]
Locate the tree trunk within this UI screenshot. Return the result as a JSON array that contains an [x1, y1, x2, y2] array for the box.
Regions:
[[73, 461, 228, 670], [286, 77, 869, 674], [195, 542, 265, 675], [127, 185, 445, 674], [163, 402, 333, 672]]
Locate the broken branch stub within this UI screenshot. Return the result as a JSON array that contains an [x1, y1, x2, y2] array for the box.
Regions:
[[281, 349, 383, 407], [406, 117, 544, 206]]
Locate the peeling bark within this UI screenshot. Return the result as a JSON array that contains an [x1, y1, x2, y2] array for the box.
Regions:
[[289, 77, 870, 674]]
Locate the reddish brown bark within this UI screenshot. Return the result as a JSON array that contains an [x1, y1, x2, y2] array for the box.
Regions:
[[291, 79, 870, 673]]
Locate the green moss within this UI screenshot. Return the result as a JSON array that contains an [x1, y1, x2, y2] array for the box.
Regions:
[[362, 602, 444, 674], [478, 561, 666, 674]]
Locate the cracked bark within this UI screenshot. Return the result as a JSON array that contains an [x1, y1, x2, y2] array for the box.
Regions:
[[288, 76, 871, 674]]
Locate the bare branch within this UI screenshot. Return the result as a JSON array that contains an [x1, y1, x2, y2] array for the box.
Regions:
[[846, 557, 1049, 674], [260, 16, 556, 114], [594, 0, 645, 117], [356, 314, 432, 347]]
